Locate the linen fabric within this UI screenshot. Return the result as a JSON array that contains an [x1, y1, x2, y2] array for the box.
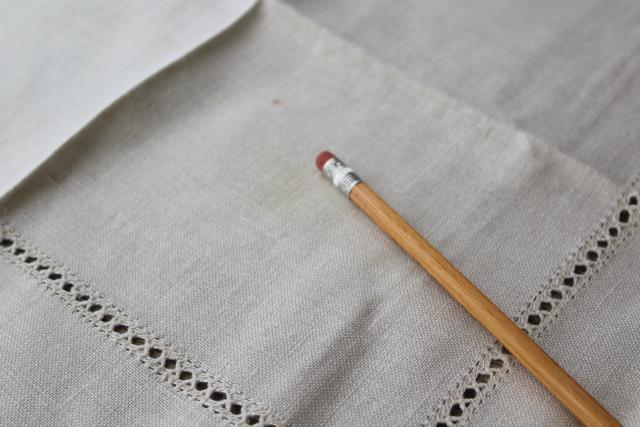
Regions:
[[475, 231, 640, 426], [0, 0, 256, 196], [283, 1, 640, 424], [0, 0, 638, 426], [286, 0, 640, 185]]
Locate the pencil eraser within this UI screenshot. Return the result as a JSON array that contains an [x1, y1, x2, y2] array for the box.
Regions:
[[315, 151, 335, 171]]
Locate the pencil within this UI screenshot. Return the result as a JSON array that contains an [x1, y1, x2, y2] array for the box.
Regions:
[[315, 151, 620, 427]]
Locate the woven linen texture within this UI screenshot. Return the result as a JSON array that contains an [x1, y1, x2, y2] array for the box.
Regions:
[[286, 0, 640, 423], [0, 225, 283, 426], [0, 0, 256, 196], [1, 0, 640, 425], [428, 179, 640, 425]]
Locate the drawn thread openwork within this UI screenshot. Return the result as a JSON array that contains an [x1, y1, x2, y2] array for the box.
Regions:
[[426, 178, 640, 426], [0, 225, 284, 427]]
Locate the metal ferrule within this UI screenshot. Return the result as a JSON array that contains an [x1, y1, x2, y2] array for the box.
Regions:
[[322, 156, 362, 197]]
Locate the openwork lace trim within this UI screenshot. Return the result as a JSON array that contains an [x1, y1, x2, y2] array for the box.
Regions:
[[426, 177, 640, 426], [0, 224, 284, 427]]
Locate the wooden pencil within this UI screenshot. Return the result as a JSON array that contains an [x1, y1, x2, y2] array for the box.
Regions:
[[316, 151, 620, 427]]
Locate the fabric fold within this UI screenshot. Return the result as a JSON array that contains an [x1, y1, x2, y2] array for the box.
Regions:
[[285, 0, 640, 186], [0, 0, 256, 196]]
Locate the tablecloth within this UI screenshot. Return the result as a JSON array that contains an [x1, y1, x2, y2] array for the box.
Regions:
[[1, 1, 638, 425]]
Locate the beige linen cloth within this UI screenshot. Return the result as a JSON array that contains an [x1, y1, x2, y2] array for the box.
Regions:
[[1, 1, 639, 426]]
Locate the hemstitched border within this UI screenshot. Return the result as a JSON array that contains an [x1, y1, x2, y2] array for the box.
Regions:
[[425, 175, 640, 426], [0, 223, 285, 427]]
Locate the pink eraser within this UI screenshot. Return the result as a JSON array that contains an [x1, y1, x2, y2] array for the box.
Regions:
[[315, 151, 335, 171]]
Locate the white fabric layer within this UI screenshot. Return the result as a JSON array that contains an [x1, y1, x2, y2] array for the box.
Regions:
[[0, 0, 256, 196], [0, 1, 625, 425], [286, 0, 640, 185]]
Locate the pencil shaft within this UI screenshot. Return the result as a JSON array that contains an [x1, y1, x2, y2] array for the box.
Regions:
[[349, 182, 619, 427]]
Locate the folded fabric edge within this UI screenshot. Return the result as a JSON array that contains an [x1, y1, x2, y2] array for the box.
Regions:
[[0, 0, 259, 202], [278, 0, 620, 193]]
